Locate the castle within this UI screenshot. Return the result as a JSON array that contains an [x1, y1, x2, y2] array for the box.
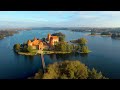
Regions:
[[27, 37, 44, 50], [47, 33, 59, 46], [27, 34, 59, 50]]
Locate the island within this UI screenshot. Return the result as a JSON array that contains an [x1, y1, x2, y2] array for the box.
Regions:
[[70, 38, 91, 53], [13, 32, 91, 56], [87, 31, 112, 37]]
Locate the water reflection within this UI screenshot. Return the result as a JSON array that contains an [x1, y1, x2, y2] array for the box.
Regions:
[[13, 51, 20, 60], [55, 53, 73, 60], [28, 56, 34, 61], [80, 53, 88, 57], [111, 37, 120, 40], [24, 55, 28, 60], [48, 53, 88, 61], [49, 54, 57, 61]]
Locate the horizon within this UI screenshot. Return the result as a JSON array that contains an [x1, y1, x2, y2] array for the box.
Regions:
[[1, 26, 120, 30], [1, 11, 120, 28]]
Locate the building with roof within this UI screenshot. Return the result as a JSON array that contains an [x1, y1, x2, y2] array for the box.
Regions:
[[27, 37, 44, 50], [47, 33, 59, 46]]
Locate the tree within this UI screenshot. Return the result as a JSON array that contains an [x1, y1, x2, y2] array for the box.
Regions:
[[13, 44, 21, 52], [43, 61, 88, 79], [77, 38, 87, 46], [88, 68, 107, 79], [41, 38, 46, 42], [81, 46, 89, 53], [59, 36, 65, 42], [54, 42, 73, 52], [74, 45, 81, 51]]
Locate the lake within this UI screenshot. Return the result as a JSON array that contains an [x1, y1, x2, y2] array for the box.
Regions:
[[0, 29, 120, 79]]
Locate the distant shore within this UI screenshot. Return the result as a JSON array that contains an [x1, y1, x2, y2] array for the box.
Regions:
[[86, 34, 111, 37]]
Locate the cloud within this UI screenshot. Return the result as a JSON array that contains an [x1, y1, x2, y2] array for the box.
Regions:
[[1, 11, 120, 27]]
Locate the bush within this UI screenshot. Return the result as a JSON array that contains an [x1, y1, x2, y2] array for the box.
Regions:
[[31, 60, 107, 79]]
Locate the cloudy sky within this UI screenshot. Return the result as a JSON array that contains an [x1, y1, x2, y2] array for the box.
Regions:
[[0, 11, 120, 28]]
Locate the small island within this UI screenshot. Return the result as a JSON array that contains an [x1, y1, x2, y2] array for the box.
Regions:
[[70, 38, 91, 53], [13, 32, 91, 56], [87, 31, 112, 37]]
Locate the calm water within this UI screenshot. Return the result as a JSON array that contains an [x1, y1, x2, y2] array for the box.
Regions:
[[0, 29, 120, 79]]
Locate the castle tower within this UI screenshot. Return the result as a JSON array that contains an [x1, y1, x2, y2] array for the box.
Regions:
[[28, 40, 32, 46], [47, 34, 51, 41], [49, 37, 54, 46], [38, 42, 44, 50]]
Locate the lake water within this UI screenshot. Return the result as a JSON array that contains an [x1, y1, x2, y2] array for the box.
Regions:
[[0, 29, 120, 79]]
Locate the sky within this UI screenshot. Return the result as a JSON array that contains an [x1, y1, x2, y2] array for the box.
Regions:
[[1, 11, 120, 28]]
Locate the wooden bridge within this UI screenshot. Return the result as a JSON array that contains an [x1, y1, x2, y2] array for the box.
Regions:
[[35, 50, 46, 73], [41, 54, 46, 73]]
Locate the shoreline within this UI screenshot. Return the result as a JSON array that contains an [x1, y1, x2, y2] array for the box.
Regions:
[[18, 51, 72, 56], [17, 50, 91, 56]]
